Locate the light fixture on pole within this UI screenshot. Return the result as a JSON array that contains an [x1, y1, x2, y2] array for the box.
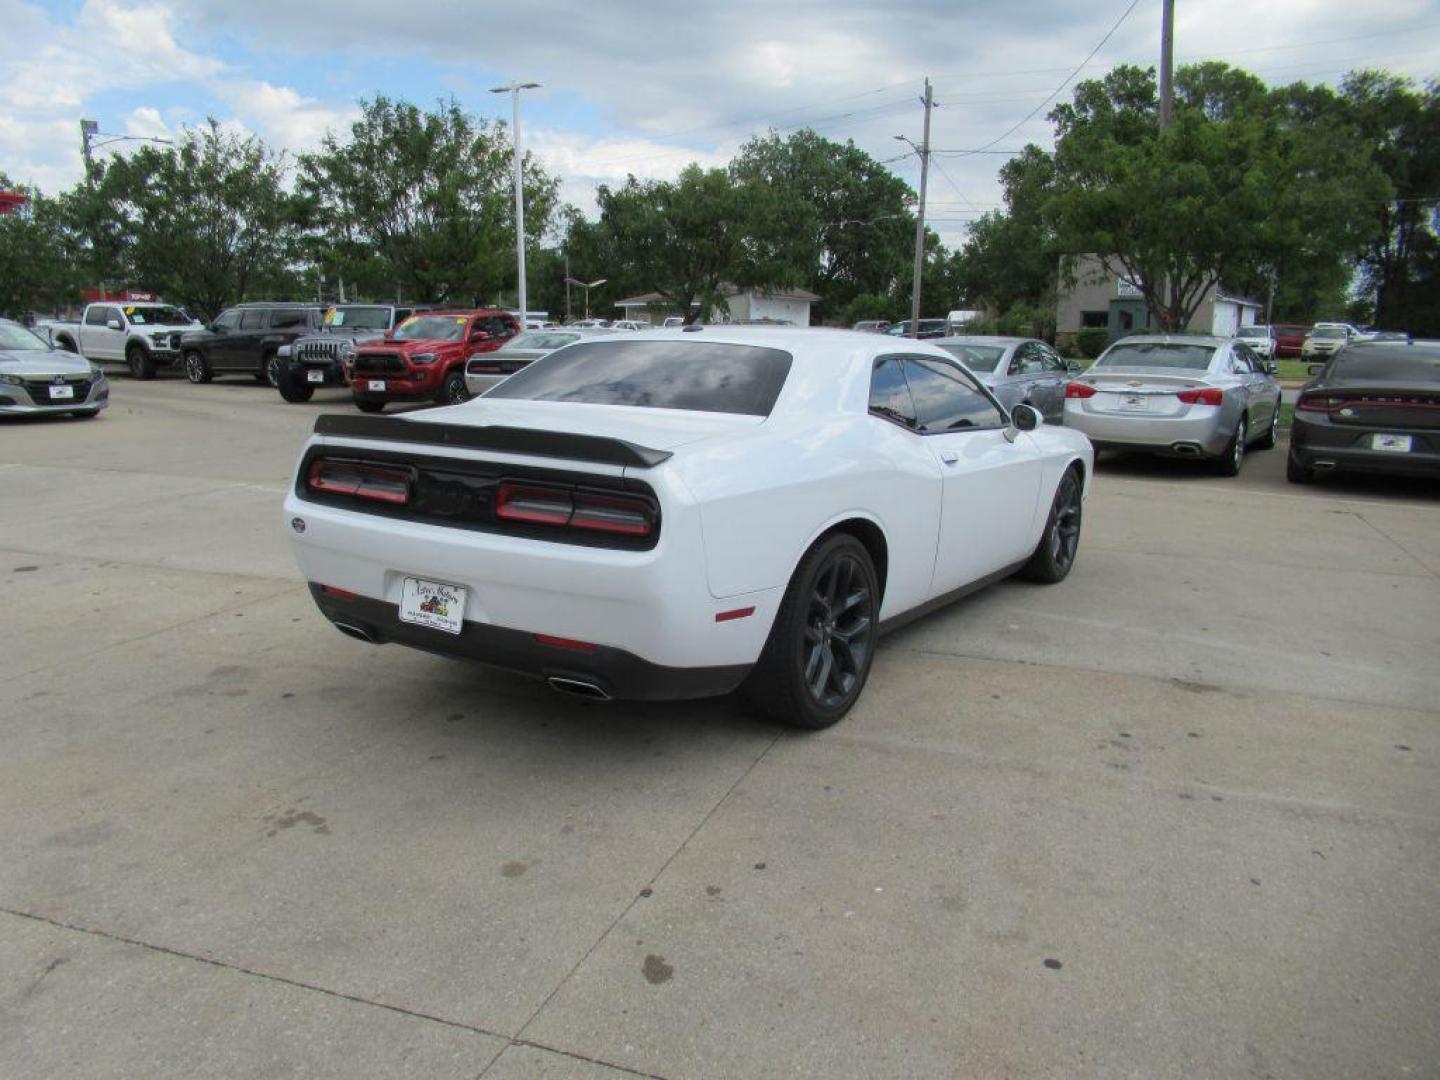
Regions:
[[565, 276, 607, 320], [80, 119, 173, 176], [490, 82, 542, 327]]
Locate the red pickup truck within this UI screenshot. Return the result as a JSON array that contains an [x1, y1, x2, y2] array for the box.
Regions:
[[349, 310, 520, 412]]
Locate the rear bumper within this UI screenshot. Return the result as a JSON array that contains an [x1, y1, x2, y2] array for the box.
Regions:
[[1063, 405, 1231, 457], [1291, 419, 1440, 477], [309, 586, 751, 700]]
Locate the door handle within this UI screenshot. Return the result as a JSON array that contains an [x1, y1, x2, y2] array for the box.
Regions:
[[940, 450, 958, 464]]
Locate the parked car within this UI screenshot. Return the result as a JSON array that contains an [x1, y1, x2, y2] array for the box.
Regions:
[[1301, 324, 1354, 362], [1288, 342, 1440, 483], [611, 320, 648, 331], [884, 319, 949, 339], [1369, 331, 1413, 345], [350, 309, 519, 412], [39, 302, 198, 379], [463, 327, 618, 397], [852, 320, 892, 333], [274, 304, 426, 403], [0, 318, 109, 418], [1272, 323, 1311, 359], [662, 317, 686, 329], [1062, 335, 1282, 475], [1235, 324, 1276, 359], [933, 336, 1078, 424], [180, 303, 325, 387], [284, 328, 1092, 728]]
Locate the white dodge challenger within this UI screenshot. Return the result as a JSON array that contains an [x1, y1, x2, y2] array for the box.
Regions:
[[284, 328, 1093, 728]]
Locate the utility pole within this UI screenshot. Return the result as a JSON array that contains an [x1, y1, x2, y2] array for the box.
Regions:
[[564, 251, 572, 324], [491, 81, 542, 327], [1159, 0, 1175, 128], [896, 80, 934, 339]]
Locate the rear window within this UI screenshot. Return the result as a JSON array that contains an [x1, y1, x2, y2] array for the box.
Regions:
[[1095, 342, 1216, 370], [1331, 351, 1440, 383], [935, 343, 1005, 372], [484, 340, 793, 416]]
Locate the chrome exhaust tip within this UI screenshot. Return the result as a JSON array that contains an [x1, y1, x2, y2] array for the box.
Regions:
[[1313, 460, 1337, 471], [547, 677, 612, 701], [1171, 442, 1203, 457], [332, 621, 378, 644]]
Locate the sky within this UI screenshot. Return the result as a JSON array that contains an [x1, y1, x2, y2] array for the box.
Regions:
[[2, 0, 1438, 251]]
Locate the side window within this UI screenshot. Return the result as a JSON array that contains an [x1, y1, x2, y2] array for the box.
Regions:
[[869, 356, 918, 430], [1041, 345, 1069, 372], [239, 309, 266, 330], [268, 308, 309, 329], [85, 306, 111, 326], [1011, 343, 1046, 376], [1229, 348, 1253, 375], [903, 357, 1006, 432], [213, 309, 240, 331], [393, 308, 413, 326]]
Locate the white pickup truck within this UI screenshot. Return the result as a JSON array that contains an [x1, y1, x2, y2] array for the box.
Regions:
[[40, 302, 200, 379]]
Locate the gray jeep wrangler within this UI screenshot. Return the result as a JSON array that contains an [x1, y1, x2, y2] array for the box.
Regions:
[[275, 304, 427, 403]]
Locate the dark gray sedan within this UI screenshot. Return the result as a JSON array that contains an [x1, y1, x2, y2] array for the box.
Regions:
[[933, 336, 1077, 423]]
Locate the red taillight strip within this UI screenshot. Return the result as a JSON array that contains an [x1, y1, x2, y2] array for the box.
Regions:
[[495, 482, 654, 538], [715, 607, 755, 623], [533, 634, 599, 652], [1176, 387, 1224, 406], [307, 459, 411, 504], [571, 494, 654, 536], [496, 484, 573, 526]]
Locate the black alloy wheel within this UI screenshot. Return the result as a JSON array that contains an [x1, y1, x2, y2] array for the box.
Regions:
[[440, 370, 470, 406], [184, 350, 211, 384], [744, 533, 879, 729], [262, 353, 283, 386], [1020, 466, 1083, 583]]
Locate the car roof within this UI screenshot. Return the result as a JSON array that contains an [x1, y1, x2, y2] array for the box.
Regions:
[[1107, 334, 1229, 347], [935, 335, 1028, 346]]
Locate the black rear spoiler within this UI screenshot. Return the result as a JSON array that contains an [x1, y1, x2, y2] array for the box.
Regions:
[[312, 413, 673, 469]]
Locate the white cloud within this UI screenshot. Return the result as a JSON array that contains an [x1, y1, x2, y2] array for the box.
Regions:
[[211, 80, 356, 155]]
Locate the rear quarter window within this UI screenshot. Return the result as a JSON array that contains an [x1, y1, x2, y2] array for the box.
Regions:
[[484, 340, 793, 416]]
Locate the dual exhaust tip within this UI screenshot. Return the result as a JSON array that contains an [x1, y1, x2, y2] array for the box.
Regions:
[[330, 622, 612, 701]]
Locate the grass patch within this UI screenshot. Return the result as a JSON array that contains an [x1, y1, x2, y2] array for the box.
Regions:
[[1278, 402, 1295, 430], [1275, 360, 1314, 381]]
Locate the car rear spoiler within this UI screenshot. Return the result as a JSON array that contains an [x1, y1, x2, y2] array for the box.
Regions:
[[312, 413, 673, 468]]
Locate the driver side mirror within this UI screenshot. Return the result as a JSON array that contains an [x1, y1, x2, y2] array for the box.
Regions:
[[1308, 364, 1325, 376], [1065, 358, 1082, 373], [1266, 362, 1279, 375], [106, 319, 123, 331], [470, 330, 491, 343], [1010, 403, 1042, 433]]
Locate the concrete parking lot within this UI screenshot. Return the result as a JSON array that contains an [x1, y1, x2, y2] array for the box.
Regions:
[[2, 377, 1438, 1079]]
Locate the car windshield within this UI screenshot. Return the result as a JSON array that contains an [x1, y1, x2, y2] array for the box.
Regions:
[[125, 305, 188, 325], [1094, 342, 1216, 370], [935, 343, 1005, 372], [325, 306, 391, 330], [0, 322, 50, 351], [502, 332, 579, 351], [1331, 352, 1440, 383], [485, 340, 793, 416], [1238, 326, 1269, 337], [1313, 327, 1347, 339], [392, 315, 467, 342]]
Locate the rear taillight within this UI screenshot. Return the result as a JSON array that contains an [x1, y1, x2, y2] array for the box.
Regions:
[[1296, 395, 1344, 412], [495, 482, 656, 538], [1176, 387, 1224, 406], [307, 459, 412, 504], [1065, 382, 1097, 399], [495, 484, 572, 526]]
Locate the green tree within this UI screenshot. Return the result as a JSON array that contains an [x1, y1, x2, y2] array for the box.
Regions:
[[0, 179, 84, 318], [955, 146, 1058, 316], [77, 121, 302, 318], [594, 164, 812, 323], [731, 130, 914, 319], [299, 96, 559, 305]]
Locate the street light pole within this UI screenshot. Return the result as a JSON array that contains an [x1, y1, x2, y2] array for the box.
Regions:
[[490, 82, 542, 327], [566, 277, 607, 320]]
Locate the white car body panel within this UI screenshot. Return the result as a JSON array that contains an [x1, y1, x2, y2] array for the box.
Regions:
[[284, 328, 1092, 693]]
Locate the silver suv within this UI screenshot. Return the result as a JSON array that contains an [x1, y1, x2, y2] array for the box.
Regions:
[[275, 304, 426, 403]]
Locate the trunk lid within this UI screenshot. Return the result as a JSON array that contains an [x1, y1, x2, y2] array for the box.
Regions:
[[1070, 369, 1214, 417]]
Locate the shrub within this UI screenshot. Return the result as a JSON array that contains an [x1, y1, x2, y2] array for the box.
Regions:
[[1076, 327, 1109, 359]]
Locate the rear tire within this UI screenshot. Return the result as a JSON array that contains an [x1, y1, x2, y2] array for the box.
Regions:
[[1019, 466, 1083, 583], [1255, 404, 1280, 450], [742, 534, 879, 730], [183, 350, 211, 384], [126, 343, 155, 380], [1215, 416, 1247, 476], [1286, 451, 1314, 484], [355, 399, 385, 414], [259, 352, 280, 386]]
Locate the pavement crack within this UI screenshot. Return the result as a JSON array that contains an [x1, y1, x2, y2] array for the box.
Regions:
[[497, 729, 784, 1069], [1353, 512, 1436, 578], [0, 905, 507, 1040]]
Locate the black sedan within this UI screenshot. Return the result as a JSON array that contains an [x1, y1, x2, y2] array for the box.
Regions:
[[1289, 342, 1440, 483]]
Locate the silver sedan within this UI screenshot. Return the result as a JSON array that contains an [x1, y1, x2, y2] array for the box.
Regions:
[[932, 336, 1078, 424], [1062, 335, 1282, 475], [464, 327, 618, 396], [0, 318, 110, 418]]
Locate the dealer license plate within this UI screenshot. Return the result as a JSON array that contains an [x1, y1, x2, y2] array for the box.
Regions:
[[399, 577, 467, 635], [307, 369, 325, 383], [49, 385, 75, 400], [1372, 434, 1412, 453], [367, 379, 386, 392], [1118, 394, 1147, 411]]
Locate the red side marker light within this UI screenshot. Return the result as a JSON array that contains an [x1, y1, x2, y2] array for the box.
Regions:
[[715, 607, 755, 623], [533, 634, 599, 653], [319, 584, 358, 601]]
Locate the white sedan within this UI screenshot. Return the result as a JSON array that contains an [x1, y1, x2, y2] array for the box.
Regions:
[[283, 328, 1092, 728]]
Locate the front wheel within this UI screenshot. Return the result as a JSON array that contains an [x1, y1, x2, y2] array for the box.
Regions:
[[1019, 466, 1083, 583], [439, 370, 470, 406], [1216, 416, 1247, 476], [183, 350, 211, 384], [743, 534, 879, 730], [275, 366, 315, 403], [127, 343, 156, 380]]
